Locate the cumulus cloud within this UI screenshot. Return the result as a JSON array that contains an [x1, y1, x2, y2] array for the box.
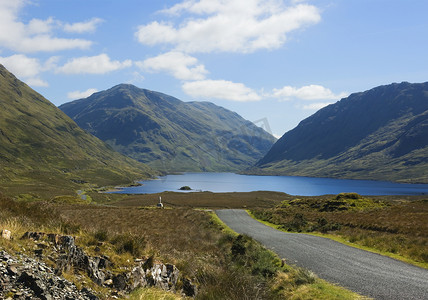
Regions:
[[67, 88, 98, 99], [0, 0, 92, 53], [25, 77, 49, 87], [272, 84, 348, 101], [302, 102, 332, 110], [136, 51, 208, 80], [57, 54, 132, 74], [63, 18, 104, 33], [0, 54, 49, 87], [136, 0, 321, 53], [182, 79, 261, 102]]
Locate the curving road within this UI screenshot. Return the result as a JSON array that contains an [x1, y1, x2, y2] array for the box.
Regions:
[[216, 209, 428, 300]]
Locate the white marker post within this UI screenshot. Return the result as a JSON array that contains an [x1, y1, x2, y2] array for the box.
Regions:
[[157, 196, 164, 209]]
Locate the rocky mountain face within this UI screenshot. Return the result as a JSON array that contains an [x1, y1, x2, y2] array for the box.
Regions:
[[255, 82, 428, 183], [60, 84, 276, 172], [0, 64, 154, 189]]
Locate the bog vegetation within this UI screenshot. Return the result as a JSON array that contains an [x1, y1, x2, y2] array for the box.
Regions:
[[0, 192, 363, 299], [251, 193, 428, 268]]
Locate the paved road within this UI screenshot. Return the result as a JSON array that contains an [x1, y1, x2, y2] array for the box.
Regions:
[[216, 209, 428, 300]]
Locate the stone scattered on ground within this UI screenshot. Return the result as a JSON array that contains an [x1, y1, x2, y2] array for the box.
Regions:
[[0, 250, 98, 300], [1, 230, 11, 240], [1, 231, 197, 299]]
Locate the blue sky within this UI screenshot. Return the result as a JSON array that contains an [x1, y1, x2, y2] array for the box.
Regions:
[[1, 0, 427, 137]]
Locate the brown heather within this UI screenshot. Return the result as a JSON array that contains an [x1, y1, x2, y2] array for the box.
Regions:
[[1, 192, 363, 299], [251, 194, 428, 266]]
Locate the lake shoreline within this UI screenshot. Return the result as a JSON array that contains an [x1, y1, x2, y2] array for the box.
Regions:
[[108, 172, 428, 196]]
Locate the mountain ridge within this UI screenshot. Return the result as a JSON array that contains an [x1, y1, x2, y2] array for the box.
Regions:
[[254, 81, 428, 183], [60, 84, 276, 172], [0, 64, 155, 195]]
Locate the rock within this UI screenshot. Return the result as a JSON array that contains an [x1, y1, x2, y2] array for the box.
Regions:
[[17, 232, 198, 297], [112, 273, 128, 290], [0, 250, 99, 300], [1, 229, 11, 240], [182, 277, 197, 297], [47, 233, 61, 245], [7, 264, 19, 276], [21, 231, 45, 241], [18, 271, 47, 298], [34, 249, 43, 257], [104, 279, 113, 286]]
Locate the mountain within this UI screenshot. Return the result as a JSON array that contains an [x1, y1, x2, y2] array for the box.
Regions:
[[254, 82, 428, 183], [0, 64, 154, 193], [59, 84, 276, 172]]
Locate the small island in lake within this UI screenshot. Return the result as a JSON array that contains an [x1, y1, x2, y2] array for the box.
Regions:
[[179, 186, 192, 190]]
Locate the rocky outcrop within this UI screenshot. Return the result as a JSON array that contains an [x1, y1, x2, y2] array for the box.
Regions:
[[16, 231, 197, 297], [0, 250, 98, 300]]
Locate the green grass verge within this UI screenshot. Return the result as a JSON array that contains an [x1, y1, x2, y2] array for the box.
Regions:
[[214, 210, 367, 299], [246, 210, 428, 270], [127, 287, 184, 300]]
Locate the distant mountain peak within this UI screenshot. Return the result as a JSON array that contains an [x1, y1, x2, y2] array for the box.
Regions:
[[255, 81, 428, 183], [60, 85, 276, 172]]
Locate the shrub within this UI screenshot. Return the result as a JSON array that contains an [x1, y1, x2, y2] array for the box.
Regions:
[[335, 193, 362, 200], [286, 213, 307, 232], [231, 234, 247, 257], [93, 229, 108, 242], [112, 233, 146, 257], [294, 268, 316, 286]]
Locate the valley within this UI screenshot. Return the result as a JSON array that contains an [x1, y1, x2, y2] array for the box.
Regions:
[[1, 62, 427, 299]]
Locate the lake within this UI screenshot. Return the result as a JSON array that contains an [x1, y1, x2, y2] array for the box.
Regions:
[[110, 172, 428, 196]]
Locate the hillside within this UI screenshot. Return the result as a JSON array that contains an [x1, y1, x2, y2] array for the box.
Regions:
[[254, 82, 428, 183], [60, 84, 276, 172], [0, 64, 154, 196]]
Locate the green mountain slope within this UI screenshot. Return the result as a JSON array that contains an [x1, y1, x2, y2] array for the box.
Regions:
[[0, 64, 154, 194], [59, 84, 276, 172], [254, 82, 428, 183]]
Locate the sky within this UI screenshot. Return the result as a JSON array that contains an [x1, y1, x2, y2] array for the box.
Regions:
[[1, 0, 428, 138]]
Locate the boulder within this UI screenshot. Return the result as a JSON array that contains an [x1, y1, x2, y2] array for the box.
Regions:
[[1, 229, 11, 240]]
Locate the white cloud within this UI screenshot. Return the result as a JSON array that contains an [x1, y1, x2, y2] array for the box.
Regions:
[[272, 84, 348, 101], [0, 54, 48, 87], [302, 102, 332, 110], [63, 18, 104, 33], [27, 17, 55, 35], [57, 54, 132, 74], [67, 88, 98, 99], [137, 51, 208, 80], [136, 0, 321, 53], [25, 77, 49, 87], [182, 79, 261, 102], [0, 0, 92, 53]]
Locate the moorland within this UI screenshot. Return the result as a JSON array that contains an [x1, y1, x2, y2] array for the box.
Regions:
[[1, 63, 428, 299]]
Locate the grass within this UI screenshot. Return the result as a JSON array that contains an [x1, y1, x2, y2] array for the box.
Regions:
[[1, 192, 366, 299], [109, 190, 290, 208], [129, 288, 184, 300], [0, 65, 157, 200], [211, 211, 366, 300], [250, 193, 428, 269]]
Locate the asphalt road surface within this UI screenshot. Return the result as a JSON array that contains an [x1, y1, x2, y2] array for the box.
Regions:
[[216, 209, 428, 300]]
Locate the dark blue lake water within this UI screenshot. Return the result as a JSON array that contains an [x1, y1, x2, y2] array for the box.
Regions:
[[110, 172, 428, 196]]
